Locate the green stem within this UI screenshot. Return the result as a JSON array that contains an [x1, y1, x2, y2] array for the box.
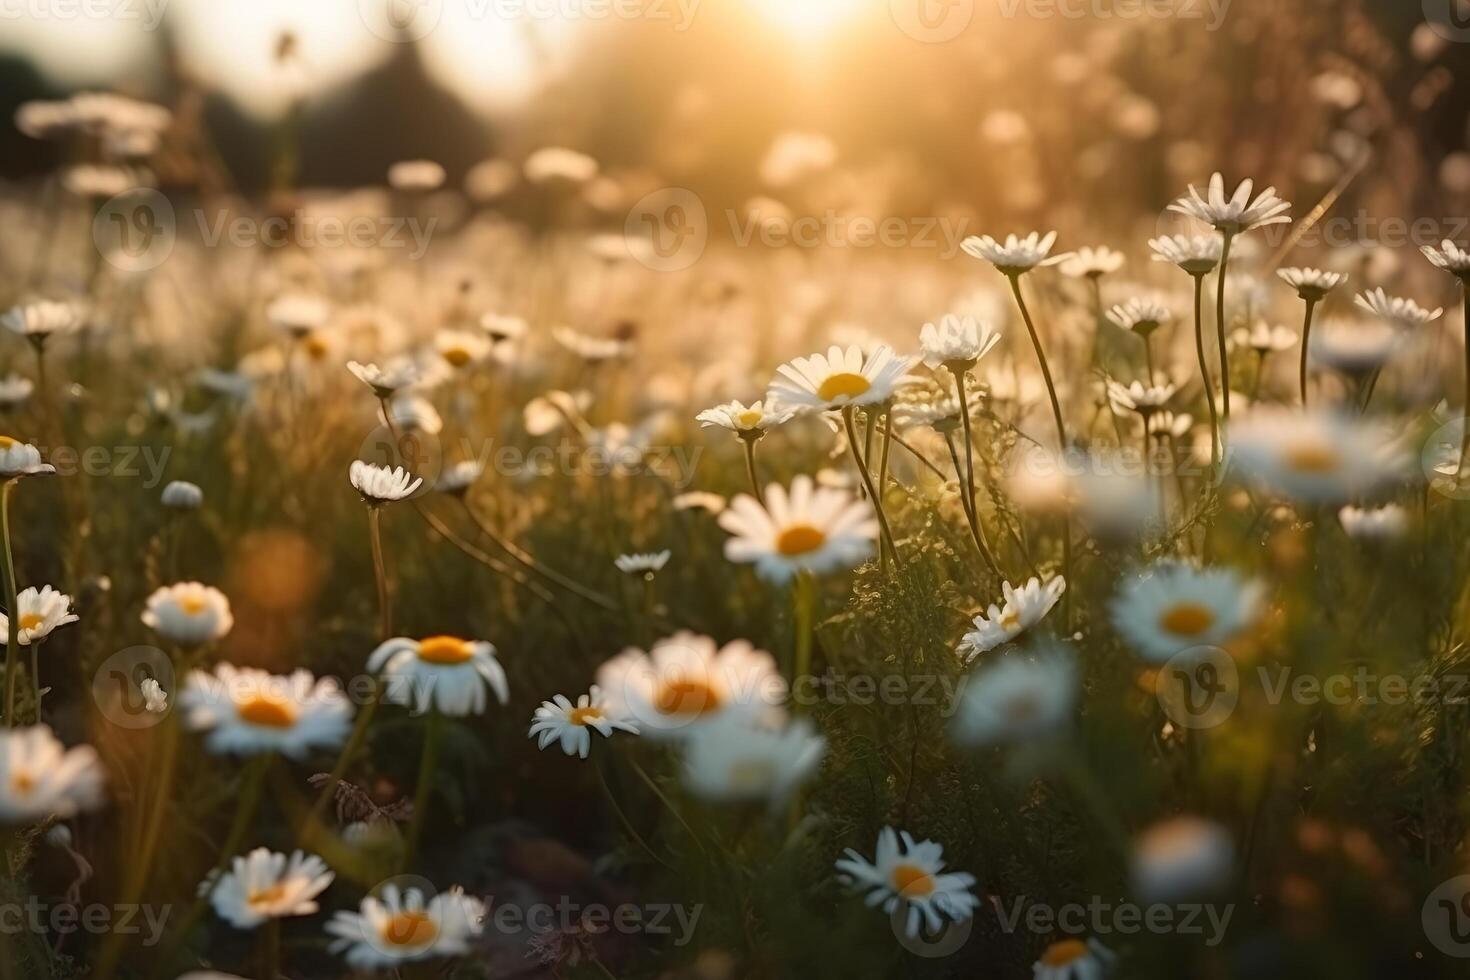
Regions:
[[1299, 296, 1318, 408], [402, 710, 443, 870], [367, 505, 391, 640], [841, 407, 897, 564], [594, 755, 670, 870], [460, 499, 618, 611], [943, 430, 1001, 577], [1006, 274, 1067, 450], [2, 480, 18, 726], [792, 572, 816, 708], [1192, 273, 1221, 472], [741, 433, 765, 505], [1215, 232, 1235, 425]]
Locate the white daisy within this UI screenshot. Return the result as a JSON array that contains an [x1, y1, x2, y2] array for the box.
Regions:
[[0, 374, 33, 408], [326, 884, 484, 969], [834, 828, 980, 940], [552, 326, 633, 362], [595, 631, 784, 738], [266, 294, 330, 338], [951, 648, 1077, 745], [1109, 561, 1263, 663], [767, 344, 913, 413], [0, 585, 78, 645], [614, 550, 671, 575], [349, 461, 423, 503], [1131, 816, 1235, 902], [682, 717, 825, 807], [1, 300, 83, 342], [1231, 320, 1297, 354], [381, 393, 443, 437], [387, 159, 446, 193], [527, 686, 639, 759], [957, 576, 1067, 661], [524, 146, 598, 184], [696, 399, 793, 435], [480, 313, 529, 343], [368, 636, 509, 717], [141, 582, 233, 648], [1059, 246, 1125, 279], [435, 460, 484, 496], [140, 678, 167, 713], [1277, 267, 1347, 301], [1168, 172, 1292, 235], [1227, 409, 1404, 503], [717, 475, 878, 583], [160, 480, 203, 509], [918, 314, 1003, 370], [1423, 240, 1470, 282], [1106, 379, 1176, 418], [180, 664, 353, 758], [961, 231, 1070, 276], [1338, 503, 1408, 542], [433, 329, 492, 370], [347, 359, 420, 399], [206, 848, 335, 929], [0, 725, 104, 823], [1106, 298, 1173, 336], [1148, 234, 1222, 275], [0, 438, 55, 479], [1033, 938, 1117, 980], [1307, 320, 1400, 377], [1354, 287, 1442, 329]]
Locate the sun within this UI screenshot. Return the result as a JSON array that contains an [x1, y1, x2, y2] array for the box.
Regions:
[[745, 0, 876, 39]]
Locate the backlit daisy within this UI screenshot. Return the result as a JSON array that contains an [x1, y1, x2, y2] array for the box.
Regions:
[[348, 359, 420, 399], [1169, 173, 1291, 235], [0, 438, 55, 479], [180, 664, 353, 758], [696, 399, 793, 436], [206, 848, 335, 929], [614, 550, 670, 576], [951, 648, 1077, 745], [0, 725, 103, 822], [918, 314, 1002, 370], [1339, 503, 1408, 542], [528, 687, 639, 758], [160, 480, 203, 509], [1227, 409, 1404, 503], [767, 344, 913, 413], [1, 300, 83, 343], [682, 717, 825, 806], [1131, 816, 1235, 902], [717, 475, 878, 582], [326, 883, 484, 969], [0, 374, 33, 409], [961, 231, 1070, 276], [266, 294, 330, 339], [835, 827, 980, 940], [1232, 320, 1297, 354], [1354, 287, 1442, 330], [1148, 234, 1221, 275], [1059, 246, 1125, 279], [387, 159, 446, 193], [1277, 267, 1347, 301], [0, 585, 78, 645], [141, 582, 233, 648], [957, 576, 1067, 661], [1033, 938, 1116, 980], [552, 326, 633, 363], [1307, 320, 1400, 378], [433, 329, 492, 370], [350, 461, 423, 504], [1106, 298, 1173, 336], [435, 460, 484, 496], [1423, 240, 1470, 282], [595, 631, 784, 737], [1110, 561, 1263, 663], [368, 636, 509, 716]]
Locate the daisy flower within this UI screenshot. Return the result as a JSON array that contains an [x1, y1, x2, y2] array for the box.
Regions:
[[956, 576, 1067, 661], [1106, 379, 1176, 418], [673, 491, 726, 514], [368, 636, 508, 716], [435, 460, 484, 496], [0, 438, 55, 479], [381, 393, 442, 437], [0, 374, 33, 409], [205, 848, 335, 929], [0, 725, 103, 822], [480, 313, 529, 343], [180, 664, 353, 758], [834, 828, 980, 940], [1339, 503, 1408, 542], [1307, 320, 1400, 377], [1033, 938, 1117, 980], [433, 329, 492, 370], [347, 359, 420, 399], [766, 344, 913, 414], [525, 146, 598, 184], [614, 550, 671, 575], [160, 480, 203, 509], [1148, 234, 1222, 275], [141, 582, 233, 648], [349, 461, 423, 504], [1227, 409, 1404, 503], [717, 475, 878, 583], [917, 314, 1002, 370], [682, 717, 825, 806], [595, 631, 784, 737], [266, 294, 330, 339], [696, 399, 793, 436], [961, 231, 1070, 276], [1168, 173, 1291, 235], [1232, 320, 1297, 354], [552, 326, 633, 363], [140, 678, 167, 713], [1109, 561, 1263, 663], [326, 884, 484, 969], [1354, 287, 1442, 330], [1131, 816, 1235, 902], [951, 648, 1077, 745], [387, 159, 446, 193], [1277, 267, 1347, 301], [1423, 240, 1470, 282], [0, 585, 78, 645], [1106, 298, 1173, 336], [1, 300, 83, 344], [528, 686, 639, 758], [1059, 246, 1125, 279]]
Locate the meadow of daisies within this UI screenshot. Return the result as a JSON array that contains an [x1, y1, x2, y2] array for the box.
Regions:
[[3, 64, 1470, 980]]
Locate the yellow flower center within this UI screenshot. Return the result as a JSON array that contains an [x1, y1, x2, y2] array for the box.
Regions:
[[776, 524, 827, 556], [890, 864, 935, 898], [1159, 603, 1216, 637], [569, 706, 604, 726], [816, 372, 871, 402], [236, 694, 298, 728], [179, 595, 207, 615], [1040, 939, 1090, 966], [655, 678, 723, 718], [380, 911, 438, 948], [11, 771, 35, 796], [416, 636, 475, 664], [305, 336, 330, 360], [1285, 442, 1340, 474], [1000, 610, 1022, 632], [442, 347, 472, 367], [247, 884, 289, 907], [0, 436, 16, 449], [17, 613, 43, 631], [736, 410, 764, 429]]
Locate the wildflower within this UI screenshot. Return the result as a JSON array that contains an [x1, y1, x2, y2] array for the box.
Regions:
[[682, 717, 825, 806], [347, 359, 420, 399], [1423, 240, 1470, 283], [673, 491, 726, 514], [435, 461, 483, 496], [1131, 816, 1235, 902], [480, 314, 528, 343], [0, 726, 103, 822], [349, 462, 423, 504], [1339, 503, 1408, 542], [433, 329, 492, 370], [1106, 298, 1173, 337], [368, 636, 508, 717], [180, 664, 353, 758], [387, 159, 446, 193], [140, 678, 167, 713], [1148, 235, 1221, 275], [1227, 409, 1404, 503], [835, 828, 980, 940], [161, 480, 203, 509], [1307, 320, 1400, 378], [961, 231, 1070, 276], [1110, 561, 1263, 663], [1059, 246, 1125, 279], [524, 147, 598, 184], [326, 884, 484, 969], [1106, 379, 1176, 419], [956, 576, 1067, 661], [552, 326, 633, 363], [717, 475, 878, 583], [528, 687, 639, 758], [1168, 173, 1291, 235], [767, 344, 913, 414], [595, 631, 784, 737], [1354, 287, 1442, 330], [0, 439, 54, 479], [0, 586, 77, 645], [696, 399, 793, 436], [1232, 321, 1297, 355], [0, 375, 33, 409], [614, 551, 670, 575], [917, 314, 1002, 370], [266, 294, 330, 339], [951, 648, 1077, 745], [381, 394, 442, 437], [1032, 938, 1117, 980], [1, 300, 83, 345], [1277, 267, 1347, 301], [141, 582, 234, 648], [205, 848, 334, 929], [525, 390, 590, 436]]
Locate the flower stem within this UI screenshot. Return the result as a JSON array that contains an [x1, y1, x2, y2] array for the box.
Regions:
[[306, 683, 380, 833], [791, 571, 816, 707], [1006, 274, 1066, 449], [593, 755, 670, 869], [1299, 296, 1319, 408], [841, 406, 898, 564], [402, 710, 443, 870], [1215, 232, 1235, 425], [1192, 273, 1221, 471], [459, 499, 618, 611], [1, 480, 18, 726], [366, 505, 391, 640], [943, 430, 1001, 577], [740, 433, 765, 505], [1460, 282, 1470, 478]]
